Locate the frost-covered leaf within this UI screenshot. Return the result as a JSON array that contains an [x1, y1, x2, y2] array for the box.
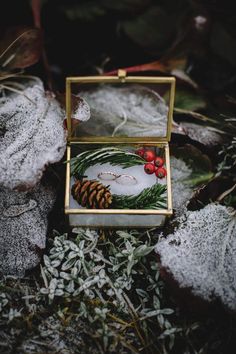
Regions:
[[0, 183, 55, 277], [40, 288, 49, 295], [54, 289, 64, 297], [50, 259, 61, 268], [172, 144, 212, 174], [68, 251, 78, 260], [7, 308, 22, 321], [58, 93, 90, 122], [158, 328, 178, 339], [171, 144, 214, 214], [47, 266, 59, 278], [136, 288, 149, 298], [61, 258, 75, 271], [156, 204, 236, 310], [133, 244, 153, 257], [158, 314, 165, 327], [127, 259, 137, 275], [43, 255, 51, 268], [0, 80, 66, 189], [58, 93, 90, 133], [160, 308, 174, 315], [179, 122, 223, 146], [171, 156, 194, 215], [66, 280, 75, 293], [153, 295, 160, 309], [60, 272, 72, 281], [49, 278, 58, 291]]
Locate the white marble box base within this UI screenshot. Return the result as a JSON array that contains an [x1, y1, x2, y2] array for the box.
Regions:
[[69, 213, 166, 228]]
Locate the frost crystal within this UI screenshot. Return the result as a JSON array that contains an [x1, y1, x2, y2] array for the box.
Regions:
[[79, 85, 168, 137], [0, 184, 55, 277], [0, 81, 66, 189], [155, 204, 236, 310]]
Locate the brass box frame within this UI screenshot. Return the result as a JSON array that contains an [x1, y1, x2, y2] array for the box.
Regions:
[[65, 70, 176, 221]]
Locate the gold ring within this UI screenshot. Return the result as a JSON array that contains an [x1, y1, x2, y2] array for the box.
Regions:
[[116, 174, 138, 185], [97, 172, 138, 185], [97, 172, 117, 181]]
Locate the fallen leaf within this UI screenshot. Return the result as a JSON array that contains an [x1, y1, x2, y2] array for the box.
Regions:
[[174, 107, 218, 124], [121, 6, 176, 52], [156, 204, 236, 311], [171, 144, 213, 173], [57, 92, 90, 133], [106, 57, 187, 76], [217, 183, 236, 202], [0, 79, 66, 190], [0, 183, 55, 277], [0, 28, 42, 71], [105, 58, 199, 89], [174, 88, 206, 111], [188, 176, 235, 210], [179, 122, 223, 146]]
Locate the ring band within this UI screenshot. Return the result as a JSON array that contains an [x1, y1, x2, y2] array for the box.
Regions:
[[97, 171, 138, 185], [116, 174, 138, 185], [97, 172, 117, 180]]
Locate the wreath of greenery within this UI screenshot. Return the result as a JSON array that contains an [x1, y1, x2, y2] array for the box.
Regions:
[[70, 147, 167, 209]]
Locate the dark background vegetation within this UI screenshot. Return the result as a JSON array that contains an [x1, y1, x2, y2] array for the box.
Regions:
[[1, 1, 236, 353], [1, 0, 236, 95]]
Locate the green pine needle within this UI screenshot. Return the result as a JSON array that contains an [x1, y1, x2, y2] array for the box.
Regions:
[[70, 147, 145, 177], [112, 183, 167, 209]]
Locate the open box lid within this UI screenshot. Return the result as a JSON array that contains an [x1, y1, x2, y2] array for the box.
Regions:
[[66, 70, 176, 144]]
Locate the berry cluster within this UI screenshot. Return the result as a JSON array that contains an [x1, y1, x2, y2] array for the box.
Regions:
[[136, 148, 167, 179]]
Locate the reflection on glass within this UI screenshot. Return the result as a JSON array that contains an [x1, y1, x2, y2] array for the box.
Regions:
[[75, 84, 169, 138]]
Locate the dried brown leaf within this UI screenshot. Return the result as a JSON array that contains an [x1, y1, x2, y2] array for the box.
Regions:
[[0, 28, 42, 71]]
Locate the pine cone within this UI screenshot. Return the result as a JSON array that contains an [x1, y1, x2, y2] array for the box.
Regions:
[[71, 180, 112, 209]]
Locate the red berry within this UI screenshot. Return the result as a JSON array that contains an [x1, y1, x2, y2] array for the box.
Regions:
[[155, 167, 167, 179], [154, 156, 164, 167], [144, 163, 156, 174], [143, 150, 156, 162], [136, 148, 145, 158]]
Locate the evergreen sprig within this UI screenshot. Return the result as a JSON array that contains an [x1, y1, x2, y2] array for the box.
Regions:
[[70, 147, 145, 177], [112, 183, 167, 209]]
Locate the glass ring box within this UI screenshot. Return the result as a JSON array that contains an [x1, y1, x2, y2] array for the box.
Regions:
[[65, 70, 176, 228]]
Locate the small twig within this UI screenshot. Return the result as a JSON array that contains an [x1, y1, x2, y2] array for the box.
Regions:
[[13, 74, 43, 85], [40, 265, 48, 288], [0, 70, 24, 81], [174, 107, 218, 124], [1, 80, 26, 90], [0, 84, 36, 105], [217, 184, 236, 202], [107, 313, 131, 327], [122, 292, 147, 349]]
